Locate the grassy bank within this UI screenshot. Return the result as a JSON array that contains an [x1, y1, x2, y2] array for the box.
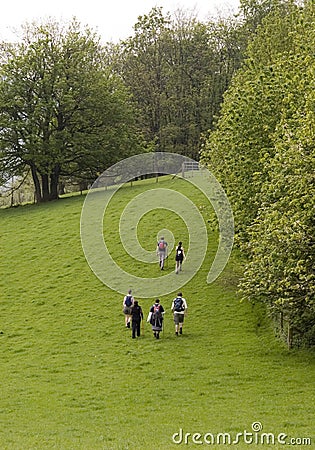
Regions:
[[0, 177, 314, 449]]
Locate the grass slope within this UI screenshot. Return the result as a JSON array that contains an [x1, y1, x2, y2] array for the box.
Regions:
[[0, 177, 314, 449]]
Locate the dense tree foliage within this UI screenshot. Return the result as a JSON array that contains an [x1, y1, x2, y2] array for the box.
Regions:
[[201, 0, 315, 346], [115, 7, 245, 159], [201, 1, 299, 238], [0, 19, 140, 202]]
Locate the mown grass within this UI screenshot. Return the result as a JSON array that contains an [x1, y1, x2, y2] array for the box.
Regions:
[[0, 176, 314, 449]]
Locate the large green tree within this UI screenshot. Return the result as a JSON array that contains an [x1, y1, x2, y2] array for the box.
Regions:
[[116, 7, 245, 159], [201, 0, 315, 346], [0, 19, 140, 202], [201, 0, 298, 240], [239, 1, 315, 346]]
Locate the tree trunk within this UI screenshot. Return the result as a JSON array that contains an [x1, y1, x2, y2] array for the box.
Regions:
[[50, 164, 60, 200], [30, 165, 60, 203], [41, 174, 50, 202], [30, 164, 42, 203]]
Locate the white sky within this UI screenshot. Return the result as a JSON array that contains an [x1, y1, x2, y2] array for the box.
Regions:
[[0, 0, 240, 44]]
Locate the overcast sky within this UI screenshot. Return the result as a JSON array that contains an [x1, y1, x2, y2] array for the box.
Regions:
[[0, 0, 240, 43]]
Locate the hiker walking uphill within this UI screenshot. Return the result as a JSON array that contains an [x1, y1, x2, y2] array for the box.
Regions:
[[175, 241, 186, 274], [147, 299, 165, 339], [123, 290, 134, 328], [156, 236, 168, 270], [130, 300, 143, 339], [171, 292, 188, 335]]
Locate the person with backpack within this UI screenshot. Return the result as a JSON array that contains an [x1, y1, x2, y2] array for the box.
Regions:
[[123, 289, 134, 328], [171, 292, 188, 335], [156, 236, 168, 270], [130, 300, 144, 339], [147, 298, 165, 339], [175, 241, 186, 274]]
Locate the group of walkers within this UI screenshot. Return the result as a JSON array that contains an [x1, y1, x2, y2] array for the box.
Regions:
[[122, 238, 188, 339], [123, 291, 188, 339], [156, 238, 186, 273]]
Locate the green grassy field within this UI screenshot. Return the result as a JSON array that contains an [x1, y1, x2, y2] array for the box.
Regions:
[[0, 177, 314, 449]]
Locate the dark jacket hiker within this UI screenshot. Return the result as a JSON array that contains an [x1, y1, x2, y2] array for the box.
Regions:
[[131, 301, 143, 339], [148, 298, 165, 339], [175, 241, 186, 274]]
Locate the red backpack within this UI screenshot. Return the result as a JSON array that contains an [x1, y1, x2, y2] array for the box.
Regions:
[[158, 241, 166, 250]]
